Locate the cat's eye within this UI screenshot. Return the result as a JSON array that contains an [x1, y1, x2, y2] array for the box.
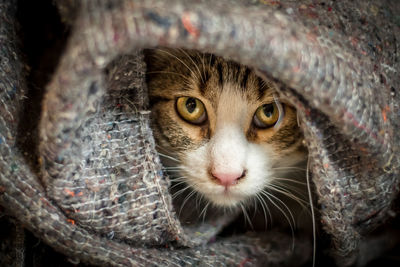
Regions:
[[176, 96, 207, 124], [253, 102, 281, 128]]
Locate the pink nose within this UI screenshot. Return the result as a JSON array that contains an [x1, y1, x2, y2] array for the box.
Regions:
[[211, 170, 246, 186]]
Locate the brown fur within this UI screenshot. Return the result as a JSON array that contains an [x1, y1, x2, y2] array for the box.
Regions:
[[144, 48, 310, 233], [144, 48, 304, 156]]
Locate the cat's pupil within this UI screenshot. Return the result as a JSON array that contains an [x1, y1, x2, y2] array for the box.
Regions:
[[263, 104, 274, 117], [186, 98, 197, 113]]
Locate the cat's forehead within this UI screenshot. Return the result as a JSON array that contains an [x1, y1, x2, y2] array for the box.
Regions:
[[200, 57, 275, 104], [165, 49, 274, 100], [145, 48, 277, 106]]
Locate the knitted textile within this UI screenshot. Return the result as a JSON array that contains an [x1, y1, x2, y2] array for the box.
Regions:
[[0, 0, 399, 266]]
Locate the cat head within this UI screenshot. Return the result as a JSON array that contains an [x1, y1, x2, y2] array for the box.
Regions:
[[145, 48, 305, 207]]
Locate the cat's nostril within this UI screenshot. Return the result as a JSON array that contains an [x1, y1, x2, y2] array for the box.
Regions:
[[210, 169, 246, 186], [238, 170, 246, 179]]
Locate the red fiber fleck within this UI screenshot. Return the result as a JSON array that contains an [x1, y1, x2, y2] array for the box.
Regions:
[[268, 0, 281, 5], [64, 189, 75, 197], [260, 0, 281, 6], [77, 191, 84, 197], [40, 197, 56, 210], [181, 13, 199, 38], [323, 163, 329, 169], [328, 7, 332, 12], [350, 37, 358, 46], [382, 105, 390, 122], [361, 50, 367, 55], [346, 112, 368, 131], [306, 32, 317, 42], [40, 197, 48, 204], [293, 65, 301, 73], [382, 110, 387, 122], [239, 258, 251, 267], [116, 103, 122, 108], [67, 219, 75, 225], [0, 186, 5, 193], [107, 134, 111, 139], [344, 111, 382, 144]]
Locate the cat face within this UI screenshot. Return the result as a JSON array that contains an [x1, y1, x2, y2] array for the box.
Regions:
[[145, 48, 305, 207]]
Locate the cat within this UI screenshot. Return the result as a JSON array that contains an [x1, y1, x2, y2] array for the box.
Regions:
[[144, 48, 307, 213]]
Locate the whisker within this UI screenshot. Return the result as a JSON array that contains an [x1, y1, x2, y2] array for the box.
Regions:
[[272, 177, 307, 185], [157, 152, 181, 163], [265, 190, 296, 228], [146, 71, 192, 82], [256, 193, 271, 229], [155, 143, 169, 150], [208, 54, 213, 73], [270, 179, 306, 199], [272, 180, 309, 199], [169, 177, 188, 182], [271, 185, 310, 213], [201, 53, 207, 84], [178, 48, 205, 84], [260, 190, 295, 250], [252, 197, 258, 219], [306, 157, 316, 267], [169, 180, 187, 190], [194, 193, 201, 210], [155, 146, 184, 164], [239, 203, 253, 230], [172, 185, 192, 199], [269, 182, 305, 198], [272, 166, 307, 171], [163, 167, 183, 171], [170, 180, 188, 186], [267, 184, 309, 211], [155, 144, 179, 154], [201, 202, 211, 222], [179, 189, 197, 218], [166, 169, 182, 173], [157, 48, 201, 83]]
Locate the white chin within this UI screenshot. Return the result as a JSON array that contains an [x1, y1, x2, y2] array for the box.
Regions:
[[204, 190, 248, 207]]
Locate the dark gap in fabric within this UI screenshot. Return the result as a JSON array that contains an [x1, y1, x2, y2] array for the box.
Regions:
[[15, 0, 70, 174]]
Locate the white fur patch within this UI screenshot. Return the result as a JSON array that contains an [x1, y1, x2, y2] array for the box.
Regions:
[[179, 86, 276, 207], [181, 131, 274, 207]]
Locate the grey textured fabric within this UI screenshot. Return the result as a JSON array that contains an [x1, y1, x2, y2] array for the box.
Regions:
[[0, 0, 399, 266]]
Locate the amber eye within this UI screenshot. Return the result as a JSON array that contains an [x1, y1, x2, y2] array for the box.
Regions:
[[253, 102, 281, 128], [176, 97, 207, 124]]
